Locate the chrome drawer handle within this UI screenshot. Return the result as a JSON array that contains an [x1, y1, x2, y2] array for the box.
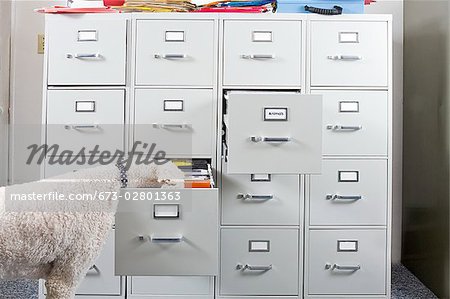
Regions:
[[237, 193, 274, 201], [152, 123, 190, 129], [150, 235, 183, 243], [65, 124, 99, 130], [241, 54, 275, 60], [327, 55, 362, 61], [154, 54, 187, 59], [66, 53, 101, 59], [251, 136, 291, 143], [87, 265, 100, 275], [236, 263, 273, 271], [326, 194, 362, 201], [327, 125, 362, 131], [325, 263, 361, 271]]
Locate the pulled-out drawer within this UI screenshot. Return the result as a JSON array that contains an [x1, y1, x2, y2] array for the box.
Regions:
[[47, 17, 127, 86], [129, 276, 213, 297], [309, 159, 387, 226], [220, 228, 299, 296], [134, 89, 214, 158], [307, 229, 387, 295], [221, 163, 300, 225], [46, 89, 125, 155], [115, 187, 219, 276], [223, 20, 302, 87], [135, 20, 215, 86], [310, 21, 388, 87], [225, 91, 322, 174], [313, 90, 388, 156]]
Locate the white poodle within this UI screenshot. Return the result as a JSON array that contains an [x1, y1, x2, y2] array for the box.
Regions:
[[0, 162, 183, 299]]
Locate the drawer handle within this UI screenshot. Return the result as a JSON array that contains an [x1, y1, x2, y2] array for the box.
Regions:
[[236, 263, 273, 271], [241, 54, 275, 60], [327, 55, 362, 61], [66, 53, 101, 59], [326, 194, 362, 201], [87, 265, 100, 275], [64, 124, 99, 130], [152, 123, 191, 129], [237, 193, 274, 201], [326, 125, 362, 131], [154, 54, 187, 59], [251, 136, 291, 143], [325, 263, 361, 271], [151, 235, 183, 243]]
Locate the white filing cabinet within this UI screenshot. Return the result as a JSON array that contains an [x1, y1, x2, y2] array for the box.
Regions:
[[40, 13, 392, 299]]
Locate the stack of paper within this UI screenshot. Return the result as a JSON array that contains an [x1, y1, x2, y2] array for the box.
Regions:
[[196, 0, 276, 12], [67, 0, 105, 8], [117, 0, 196, 12]]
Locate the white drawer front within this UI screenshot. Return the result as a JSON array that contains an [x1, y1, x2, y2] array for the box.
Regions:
[[309, 160, 387, 226], [134, 89, 214, 157], [115, 188, 219, 276], [223, 20, 302, 86], [226, 91, 322, 174], [46, 90, 125, 155], [220, 228, 299, 296], [76, 230, 122, 295], [135, 20, 215, 86], [311, 21, 388, 87], [130, 276, 213, 296], [222, 165, 300, 225], [308, 229, 387, 295], [47, 18, 127, 86], [313, 90, 388, 156]]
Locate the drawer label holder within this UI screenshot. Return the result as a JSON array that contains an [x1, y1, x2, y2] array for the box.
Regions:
[[264, 107, 288, 121], [337, 240, 359, 252], [249, 240, 270, 252]]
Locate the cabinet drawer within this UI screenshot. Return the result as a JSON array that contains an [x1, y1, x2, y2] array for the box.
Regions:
[[220, 228, 299, 296], [46, 90, 125, 155], [47, 17, 127, 86], [223, 21, 302, 86], [115, 188, 219, 276], [135, 20, 215, 86], [309, 160, 387, 226], [225, 91, 322, 174], [310, 21, 388, 87], [77, 230, 122, 295], [129, 276, 213, 296], [307, 229, 387, 295], [43, 230, 122, 296], [134, 89, 214, 158], [222, 164, 300, 225], [313, 90, 388, 156]]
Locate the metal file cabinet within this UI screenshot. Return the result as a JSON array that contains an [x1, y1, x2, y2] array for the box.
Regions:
[[40, 13, 392, 299]]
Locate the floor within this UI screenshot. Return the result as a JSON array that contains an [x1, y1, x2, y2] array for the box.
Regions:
[[0, 264, 438, 299]]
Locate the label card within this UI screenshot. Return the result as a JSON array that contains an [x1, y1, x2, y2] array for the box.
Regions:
[[338, 171, 359, 182], [264, 108, 288, 121], [252, 31, 273, 42], [165, 31, 185, 42], [251, 174, 271, 182], [164, 100, 184, 111], [78, 30, 98, 42], [338, 240, 359, 252], [339, 101, 359, 113], [249, 240, 270, 252], [153, 204, 180, 219], [339, 32, 359, 43], [75, 101, 95, 112]]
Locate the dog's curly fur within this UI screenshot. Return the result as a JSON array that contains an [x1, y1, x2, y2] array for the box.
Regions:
[[0, 163, 183, 299]]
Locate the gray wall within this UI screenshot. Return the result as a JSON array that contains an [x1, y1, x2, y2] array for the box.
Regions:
[[403, 1, 450, 298]]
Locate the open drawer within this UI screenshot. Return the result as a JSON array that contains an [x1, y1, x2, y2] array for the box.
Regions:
[[224, 91, 322, 174], [115, 167, 218, 276]]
